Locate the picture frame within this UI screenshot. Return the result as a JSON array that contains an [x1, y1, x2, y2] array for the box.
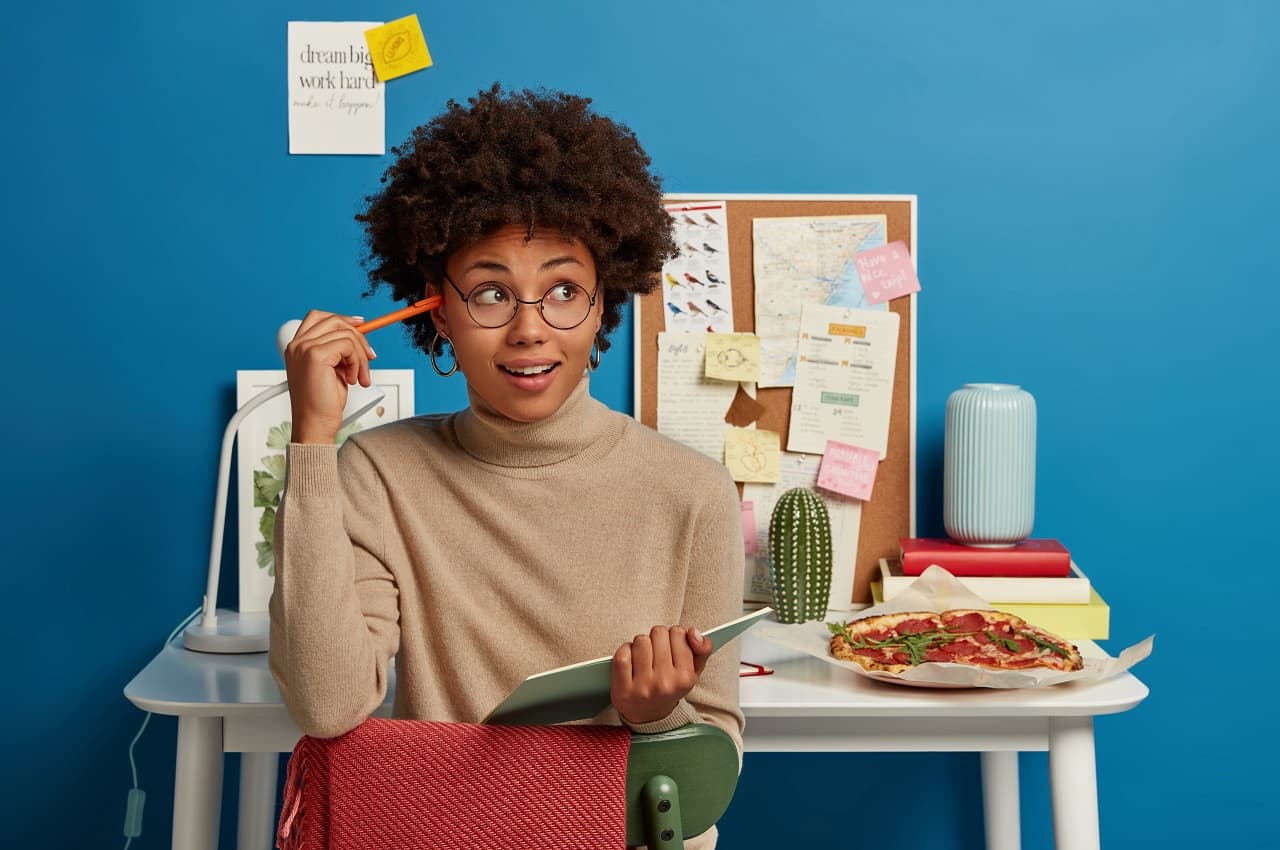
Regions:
[[234, 369, 415, 613]]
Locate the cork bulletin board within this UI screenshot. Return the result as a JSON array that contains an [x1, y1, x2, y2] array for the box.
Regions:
[[634, 194, 917, 605]]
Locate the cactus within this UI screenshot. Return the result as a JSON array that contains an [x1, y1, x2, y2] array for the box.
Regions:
[[767, 488, 833, 624]]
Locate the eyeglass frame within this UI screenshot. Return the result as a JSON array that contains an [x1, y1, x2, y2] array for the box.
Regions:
[[442, 272, 602, 330]]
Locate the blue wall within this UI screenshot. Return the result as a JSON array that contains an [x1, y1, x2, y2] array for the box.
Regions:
[[4, 1, 1276, 846]]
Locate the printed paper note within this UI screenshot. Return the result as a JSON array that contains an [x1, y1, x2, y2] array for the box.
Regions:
[[657, 333, 743, 463], [817, 440, 880, 500], [288, 22, 385, 155], [662, 201, 733, 333], [853, 241, 920, 304], [724, 429, 780, 483], [752, 215, 888, 387], [705, 333, 760, 382], [743, 452, 863, 610], [364, 15, 432, 82], [787, 306, 901, 457]]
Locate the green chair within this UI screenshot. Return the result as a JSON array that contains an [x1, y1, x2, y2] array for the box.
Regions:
[[623, 723, 740, 848]]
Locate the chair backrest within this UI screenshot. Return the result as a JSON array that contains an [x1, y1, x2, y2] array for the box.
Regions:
[[625, 723, 740, 849]]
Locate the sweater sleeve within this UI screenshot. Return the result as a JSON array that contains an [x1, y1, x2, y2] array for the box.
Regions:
[[623, 468, 745, 763], [268, 439, 401, 739]]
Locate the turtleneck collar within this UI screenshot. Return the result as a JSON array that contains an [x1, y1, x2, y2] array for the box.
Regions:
[[452, 373, 626, 472]]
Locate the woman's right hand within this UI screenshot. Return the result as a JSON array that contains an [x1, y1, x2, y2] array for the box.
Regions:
[[282, 310, 377, 444]]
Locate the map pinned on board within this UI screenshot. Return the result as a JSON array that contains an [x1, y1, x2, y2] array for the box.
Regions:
[[364, 14, 433, 82], [752, 215, 889, 388], [483, 607, 773, 726], [852, 241, 920, 304]]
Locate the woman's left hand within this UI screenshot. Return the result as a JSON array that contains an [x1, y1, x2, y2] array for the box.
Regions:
[[611, 625, 712, 724]]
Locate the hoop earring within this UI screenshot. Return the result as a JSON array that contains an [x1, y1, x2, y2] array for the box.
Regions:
[[430, 332, 458, 377], [588, 333, 602, 371]]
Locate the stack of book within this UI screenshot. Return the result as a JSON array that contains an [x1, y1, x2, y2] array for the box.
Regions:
[[871, 538, 1109, 639]]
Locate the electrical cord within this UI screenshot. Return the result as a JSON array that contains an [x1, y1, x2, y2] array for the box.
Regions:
[[123, 606, 202, 849]]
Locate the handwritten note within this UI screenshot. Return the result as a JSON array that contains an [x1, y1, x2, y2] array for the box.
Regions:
[[705, 333, 761, 382], [657, 333, 741, 463], [853, 241, 920, 304], [724, 429, 781, 483], [817, 440, 880, 500], [288, 22, 385, 155], [364, 15, 433, 82]]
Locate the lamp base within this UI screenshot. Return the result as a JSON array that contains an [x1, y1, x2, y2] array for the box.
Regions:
[[182, 609, 270, 654]]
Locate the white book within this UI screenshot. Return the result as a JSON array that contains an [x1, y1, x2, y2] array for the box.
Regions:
[[877, 558, 1092, 604]]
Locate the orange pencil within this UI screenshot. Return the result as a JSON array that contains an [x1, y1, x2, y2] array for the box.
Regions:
[[354, 295, 442, 334]]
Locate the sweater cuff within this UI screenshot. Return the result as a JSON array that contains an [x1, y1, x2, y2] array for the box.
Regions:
[[285, 443, 341, 497], [621, 698, 702, 735]]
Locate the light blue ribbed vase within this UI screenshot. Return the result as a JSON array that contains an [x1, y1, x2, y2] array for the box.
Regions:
[[944, 383, 1037, 546]]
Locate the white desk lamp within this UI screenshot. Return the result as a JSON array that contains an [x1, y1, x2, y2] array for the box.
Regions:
[[183, 320, 385, 653]]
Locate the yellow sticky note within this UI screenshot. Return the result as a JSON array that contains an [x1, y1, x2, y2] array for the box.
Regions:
[[724, 428, 781, 483], [364, 15, 432, 82], [705, 333, 761, 382]]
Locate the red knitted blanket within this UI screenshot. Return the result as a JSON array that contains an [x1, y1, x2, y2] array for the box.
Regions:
[[278, 718, 632, 850]]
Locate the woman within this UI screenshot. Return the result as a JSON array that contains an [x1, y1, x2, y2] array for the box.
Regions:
[[269, 85, 744, 845]]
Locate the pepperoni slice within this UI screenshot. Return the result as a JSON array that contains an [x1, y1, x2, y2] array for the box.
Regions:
[[940, 612, 986, 632], [897, 618, 936, 635], [925, 649, 954, 663], [892, 652, 911, 664], [947, 641, 982, 657]]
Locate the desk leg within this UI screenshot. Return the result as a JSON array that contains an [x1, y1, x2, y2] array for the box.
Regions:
[[1048, 716, 1100, 850], [173, 715, 223, 850], [237, 753, 279, 850], [981, 751, 1021, 850]]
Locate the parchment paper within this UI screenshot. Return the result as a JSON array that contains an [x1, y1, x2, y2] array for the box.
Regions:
[[752, 565, 1154, 688]]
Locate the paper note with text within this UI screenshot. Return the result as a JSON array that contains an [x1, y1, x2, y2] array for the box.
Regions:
[[657, 333, 746, 463], [288, 22, 385, 154], [853, 241, 920, 304], [817, 440, 880, 500], [787, 306, 900, 457]]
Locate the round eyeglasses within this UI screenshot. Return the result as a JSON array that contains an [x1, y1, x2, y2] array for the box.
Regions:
[[444, 274, 600, 330]]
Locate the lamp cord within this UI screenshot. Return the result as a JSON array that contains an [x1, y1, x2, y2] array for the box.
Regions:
[[123, 606, 202, 849]]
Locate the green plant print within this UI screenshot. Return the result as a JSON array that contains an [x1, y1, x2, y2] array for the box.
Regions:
[[253, 418, 364, 575]]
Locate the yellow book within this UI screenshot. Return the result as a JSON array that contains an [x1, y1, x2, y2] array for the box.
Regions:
[[869, 581, 1110, 640]]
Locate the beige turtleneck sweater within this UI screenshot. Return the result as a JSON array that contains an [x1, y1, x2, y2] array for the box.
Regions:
[[269, 375, 744, 845]]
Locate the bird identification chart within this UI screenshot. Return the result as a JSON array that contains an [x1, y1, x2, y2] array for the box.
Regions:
[[661, 201, 734, 333], [787, 305, 900, 458]]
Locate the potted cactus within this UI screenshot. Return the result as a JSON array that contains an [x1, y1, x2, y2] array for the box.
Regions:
[[767, 488, 833, 624]]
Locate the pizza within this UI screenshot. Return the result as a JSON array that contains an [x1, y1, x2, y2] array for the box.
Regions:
[[828, 609, 1083, 675]]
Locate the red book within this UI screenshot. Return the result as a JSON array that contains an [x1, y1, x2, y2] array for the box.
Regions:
[[898, 538, 1072, 577]]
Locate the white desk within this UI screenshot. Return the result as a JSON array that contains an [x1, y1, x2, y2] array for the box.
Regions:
[[125, 633, 1147, 850]]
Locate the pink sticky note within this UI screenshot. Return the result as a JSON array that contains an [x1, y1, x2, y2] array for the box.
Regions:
[[817, 440, 880, 500], [741, 501, 758, 555], [853, 241, 921, 305]]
